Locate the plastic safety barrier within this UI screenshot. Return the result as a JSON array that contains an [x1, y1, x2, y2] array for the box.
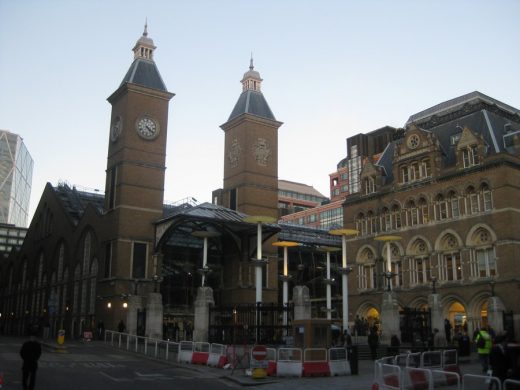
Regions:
[[421, 351, 442, 369], [404, 367, 431, 390], [178, 340, 194, 363], [329, 347, 350, 376], [463, 374, 502, 390], [191, 342, 210, 365], [277, 348, 302, 377], [266, 347, 277, 376], [504, 379, 520, 390], [207, 343, 227, 368], [302, 348, 330, 377]]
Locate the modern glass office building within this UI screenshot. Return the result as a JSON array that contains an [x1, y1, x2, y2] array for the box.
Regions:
[[0, 130, 33, 227]]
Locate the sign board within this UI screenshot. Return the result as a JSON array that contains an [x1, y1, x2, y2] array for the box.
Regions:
[[251, 345, 268, 361], [250, 359, 269, 368], [83, 331, 93, 341]]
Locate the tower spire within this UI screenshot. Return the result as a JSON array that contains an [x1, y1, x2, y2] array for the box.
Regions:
[[241, 56, 262, 92], [133, 22, 156, 60]]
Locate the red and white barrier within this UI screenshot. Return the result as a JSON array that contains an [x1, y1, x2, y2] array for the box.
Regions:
[[207, 343, 227, 368], [191, 342, 210, 365], [276, 348, 302, 377], [302, 348, 330, 377], [328, 347, 350, 376], [178, 341, 194, 363]]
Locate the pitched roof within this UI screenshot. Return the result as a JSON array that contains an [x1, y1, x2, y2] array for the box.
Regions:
[[228, 90, 276, 121], [278, 180, 328, 199], [53, 184, 104, 225], [120, 59, 168, 92]]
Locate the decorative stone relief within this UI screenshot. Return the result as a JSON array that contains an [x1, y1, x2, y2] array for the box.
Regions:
[[252, 138, 271, 166], [228, 138, 241, 168]]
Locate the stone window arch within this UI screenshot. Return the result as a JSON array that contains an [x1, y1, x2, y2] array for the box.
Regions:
[[468, 226, 496, 278], [357, 247, 376, 290], [409, 238, 431, 286], [438, 233, 462, 282]]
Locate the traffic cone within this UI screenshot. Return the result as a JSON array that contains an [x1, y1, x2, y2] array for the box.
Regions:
[[0, 371, 4, 388]]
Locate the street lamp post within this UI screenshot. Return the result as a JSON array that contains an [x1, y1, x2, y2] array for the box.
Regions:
[[318, 246, 341, 321], [374, 235, 402, 342], [329, 229, 359, 333], [243, 215, 277, 343], [273, 241, 299, 334], [192, 230, 221, 287]]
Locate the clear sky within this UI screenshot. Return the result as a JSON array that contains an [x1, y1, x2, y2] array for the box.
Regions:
[[1, 0, 519, 224]]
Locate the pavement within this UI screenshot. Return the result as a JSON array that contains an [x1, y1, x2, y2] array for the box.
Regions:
[[4, 336, 488, 389]]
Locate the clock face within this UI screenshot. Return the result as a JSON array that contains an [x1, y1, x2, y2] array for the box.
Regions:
[[136, 116, 159, 139], [110, 115, 123, 142], [407, 134, 420, 149]]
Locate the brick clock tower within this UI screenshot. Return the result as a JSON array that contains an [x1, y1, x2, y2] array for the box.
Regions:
[[220, 59, 282, 217], [102, 25, 174, 336], [219, 60, 283, 304]]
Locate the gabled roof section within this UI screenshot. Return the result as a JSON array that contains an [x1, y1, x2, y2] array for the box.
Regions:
[[375, 142, 395, 184], [53, 183, 104, 225]]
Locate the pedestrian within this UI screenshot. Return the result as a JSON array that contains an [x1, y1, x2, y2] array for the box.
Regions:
[[368, 327, 379, 360], [97, 321, 105, 340], [474, 326, 492, 373], [117, 320, 126, 333], [433, 328, 447, 348], [389, 334, 400, 356], [20, 332, 42, 390], [444, 318, 452, 344], [489, 334, 510, 383]]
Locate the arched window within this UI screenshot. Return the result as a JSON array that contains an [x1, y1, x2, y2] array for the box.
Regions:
[[466, 186, 479, 214], [357, 248, 375, 290], [57, 244, 64, 282], [448, 191, 460, 218], [409, 239, 431, 285], [73, 264, 81, 315], [439, 234, 462, 281], [381, 207, 391, 232], [435, 194, 447, 220], [407, 200, 418, 226], [419, 197, 429, 224], [356, 212, 367, 235], [367, 211, 377, 234], [89, 258, 98, 315], [420, 159, 431, 178], [392, 204, 401, 229], [469, 228, 496, 278], [481, 183, 493, 211]]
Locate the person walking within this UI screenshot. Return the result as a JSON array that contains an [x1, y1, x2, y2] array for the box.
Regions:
[[489, 334, 510, 383], [368, 327, 379, 360], [474, 326, 492, 373], [433, 328, 447, 348], [20, 333, 42, 390]]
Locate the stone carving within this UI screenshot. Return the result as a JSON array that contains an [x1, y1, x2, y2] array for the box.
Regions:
[[228, 138, 241, 168], [252, 138, 271, 166]]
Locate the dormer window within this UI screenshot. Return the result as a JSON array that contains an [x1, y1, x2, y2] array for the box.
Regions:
[[363, 176, 375, 195], [462, 145, 479, 168]]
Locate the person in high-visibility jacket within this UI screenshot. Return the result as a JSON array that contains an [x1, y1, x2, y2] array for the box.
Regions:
[[474, 326, 492, 373]]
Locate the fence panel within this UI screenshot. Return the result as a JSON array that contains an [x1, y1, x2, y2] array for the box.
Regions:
[[463, 374, 502, 390], [504, 379, 520, 390], [403, 367, 432, 390]]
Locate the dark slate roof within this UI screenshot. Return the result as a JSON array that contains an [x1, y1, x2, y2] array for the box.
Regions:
[[375, 141, 396, 184], [278, 223, 341, 247], [53, 184, 104, 225], [120, 59, 167, 92], [158, 202, 250, 224], [406, 91, 520, 126], [228, 90, 276, 121]]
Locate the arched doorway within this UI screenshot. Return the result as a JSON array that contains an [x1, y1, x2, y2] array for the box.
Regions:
[[355, 304, 380, 335], [447, 301, 467, 335]]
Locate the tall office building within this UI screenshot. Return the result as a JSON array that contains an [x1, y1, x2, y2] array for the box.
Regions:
[[0, 130, 33, 227]]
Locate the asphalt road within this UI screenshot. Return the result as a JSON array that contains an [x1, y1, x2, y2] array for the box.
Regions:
[[0, 336, 238, 390]]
